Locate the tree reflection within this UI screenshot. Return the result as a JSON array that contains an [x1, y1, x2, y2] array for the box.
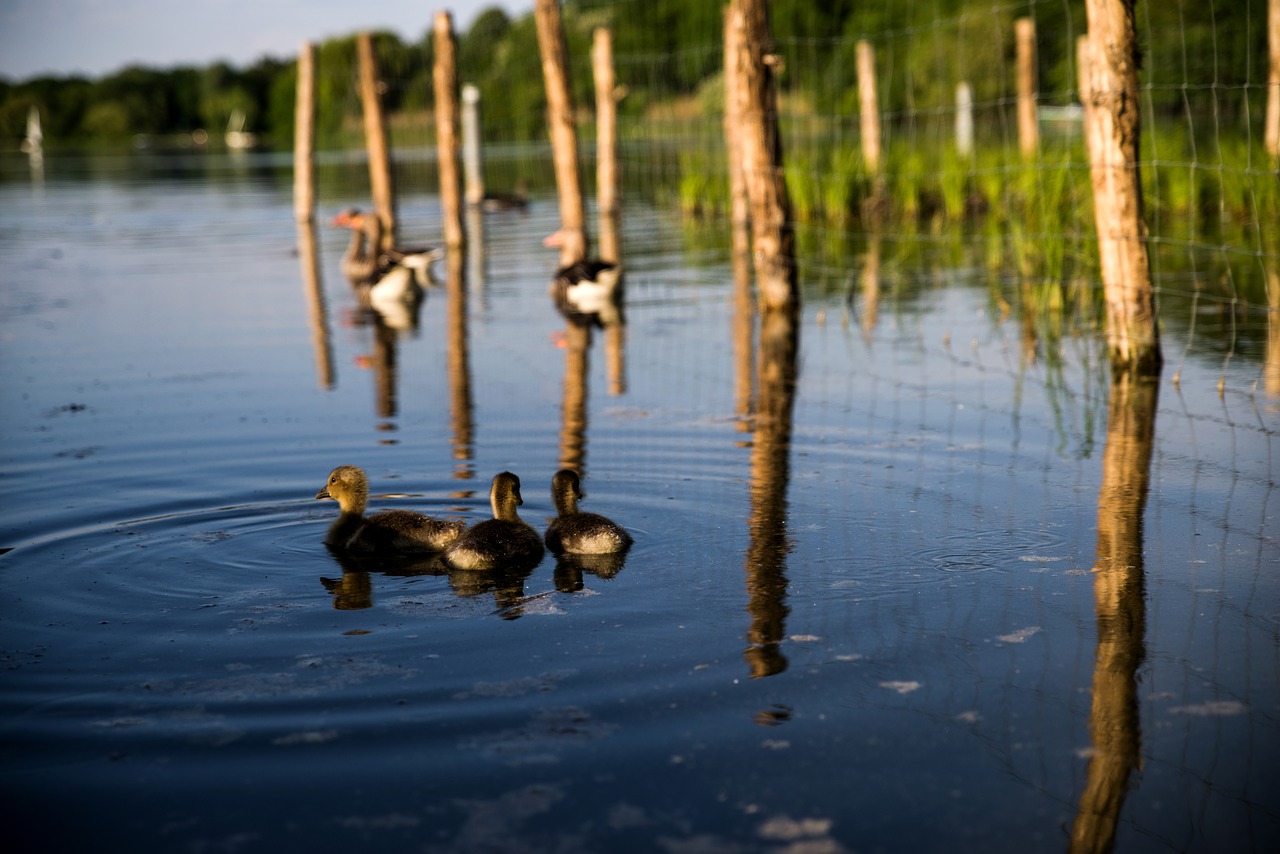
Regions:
[[1070, 368, 1158, 853], [743, 306, 799, 678]]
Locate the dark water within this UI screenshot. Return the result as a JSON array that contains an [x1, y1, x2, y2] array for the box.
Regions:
[[1, 151, 1276, 853]]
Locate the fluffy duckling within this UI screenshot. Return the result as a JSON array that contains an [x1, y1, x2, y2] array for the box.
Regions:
[[444, 472, 546, 571], [544, 469, 633, 555], [315, 465, 464, 553]]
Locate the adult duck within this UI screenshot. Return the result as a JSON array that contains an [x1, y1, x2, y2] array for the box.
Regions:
[[444, 472, 545, 571], [315, 465, 464, 553], [330, 208, 443, 287], [544, 230, 624, 328], [544, 469, 633, 555], [480, 178, 529, 212]]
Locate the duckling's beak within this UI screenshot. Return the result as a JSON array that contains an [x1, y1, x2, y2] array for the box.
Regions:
[[315, 486, 332, 500]]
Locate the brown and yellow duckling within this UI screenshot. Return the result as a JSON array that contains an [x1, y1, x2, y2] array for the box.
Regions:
[[315, 465, 464, 553], [444, 471, 545, 571], [544, 469, 633, 555]]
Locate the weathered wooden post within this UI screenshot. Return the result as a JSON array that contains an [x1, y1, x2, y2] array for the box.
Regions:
[[293, 41, 316, 223], [956, 81, 974, 159], [1077, 0, 1161, 374], [593, 28, 619, 226], [1016, 18, 1040, 159], [535, 0, 589, 266], [729, 0, 798, 312], [357, 32, 396, 250], [461, 84, 485, 205], [724, 4, 751, 249], [856, 40, 882, 176], [1267, 0, 1280, 162], [433, 12, 464, 249]]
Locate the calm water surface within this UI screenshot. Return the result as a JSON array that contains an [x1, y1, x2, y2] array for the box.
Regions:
[[1, 152, 1277, 853]]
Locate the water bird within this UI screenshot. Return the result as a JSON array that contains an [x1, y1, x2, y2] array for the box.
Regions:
[[544, 230, 623, 328], [444, 472, 546, 571], [544, 469, 633, 555], [330, 208, 443, 288], [480, 179, 529, 212], [315, 465, 464, 553]]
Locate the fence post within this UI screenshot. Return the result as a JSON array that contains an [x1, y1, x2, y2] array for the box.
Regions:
[[1267, 0, 1279, 162], [593, 28, 619, 225], [956, 81, 974, 159], [1016, 18, 1040, 159], [724, 5, 751, 246], [462, 84, 484, 206], [856, 40, 881, 175], [1077, 0, 1161, 375], [535, 0, 589, 266], [729, 0, 797, 313], [357, 32, 395, 250], [433, 12, 464, 250], [293, 42, 315, 223]]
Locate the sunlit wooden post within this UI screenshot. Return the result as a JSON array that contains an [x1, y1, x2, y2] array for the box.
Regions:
[[729, 0, 797, 313], [462, 84, 484, 206], [956, 81, 974, 159], [1077, 0, 1161, 375], [433, 12, 464, 250], [358, 32, 395, 250], [1267, 0, 1280, 162], [856, 40, 882, 176], [593, 28, 619, 226], [724, 4, 751, 247], [293, 41, 316, 223], [1016, 18, 1040, 159], [535, 0, 589, 266]]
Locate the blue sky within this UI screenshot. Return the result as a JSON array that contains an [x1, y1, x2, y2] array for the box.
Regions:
[[0, 0, 534, 81]]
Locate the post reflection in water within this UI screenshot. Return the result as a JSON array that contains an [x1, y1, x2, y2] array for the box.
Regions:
[[732, 226, 756, 429], [1070, 369, 1159, 854], [296, 218, 334, 389], [857, 233, 881, 339], [600, 211, 627, 396], [743, 306, 799, 679], [446, 248, 475, 483]]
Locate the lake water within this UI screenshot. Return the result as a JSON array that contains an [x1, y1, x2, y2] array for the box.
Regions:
[[1, 150, 1276, 853]]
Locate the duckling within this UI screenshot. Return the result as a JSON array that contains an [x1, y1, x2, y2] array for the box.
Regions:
[[544, 469, 633, 555], [315, 465, 464, 553], [444, 471, 546, 571]]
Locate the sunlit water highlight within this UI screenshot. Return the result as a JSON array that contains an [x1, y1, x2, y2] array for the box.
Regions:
[[1, 152, 1276, 853]]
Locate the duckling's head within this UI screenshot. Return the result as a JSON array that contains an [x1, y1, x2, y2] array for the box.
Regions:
[[316, 465, 369, 515], [550, 469, 583, 515], [490, 471, 524, 520]]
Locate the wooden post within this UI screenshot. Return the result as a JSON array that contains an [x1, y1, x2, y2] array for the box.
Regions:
[[446, 249, 474, 481], [856, 40, 881, 175], [729, 0, 798, 312], [956, 81, 974, 159], [1016, 18, 1040, 159], [535, 0, 589, 266], [724, 5, 751, 242], [357, 32, 395, 250], [1267, 0, 1280, 162], [293, 42, 316, 223], [461, 84, 485, 205], [433, 12, 464, 249], [593, 28, 619, 223], [1077, 1, 1161, 375]]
